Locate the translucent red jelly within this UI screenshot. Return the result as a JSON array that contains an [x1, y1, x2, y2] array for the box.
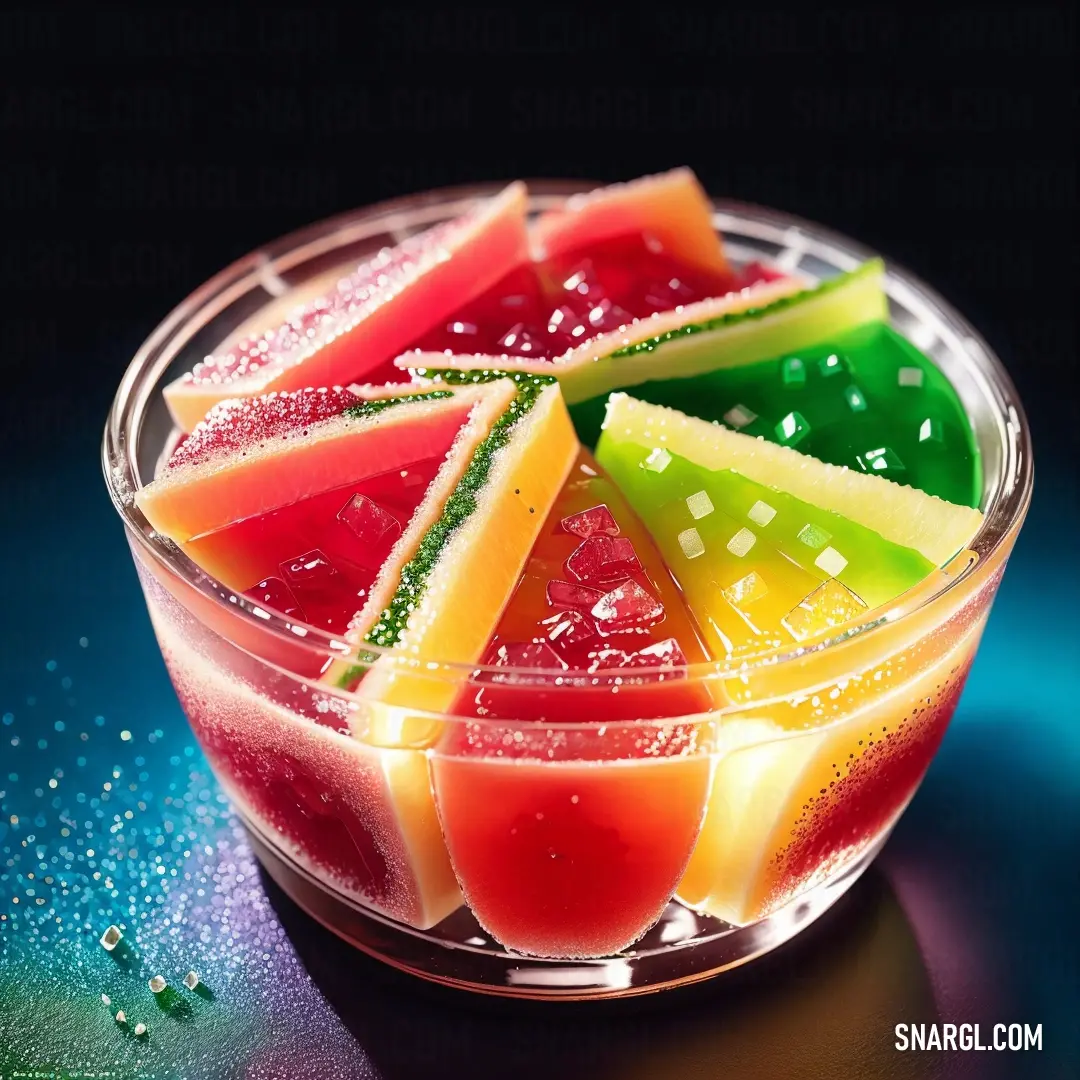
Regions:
[[431, 751, 712, 957], [766, 663, 973, 914], [450, 450, 712, 728], [182, 459, 444, 634], [167, 658, 432, 925], [407, 234, 781, 361]]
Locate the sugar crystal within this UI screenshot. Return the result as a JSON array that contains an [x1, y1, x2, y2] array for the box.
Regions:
[[726, 528, 757, 557], [677, 528, 705, 560], [748, 500, 776, 526], [685, 491, 714, 520], [641, 447, 672, 473]]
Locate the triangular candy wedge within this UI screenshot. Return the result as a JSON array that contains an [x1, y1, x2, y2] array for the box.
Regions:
[[530, 166, 728, 274], [136, 382, 532, 933], [597, 393, 985, 925], [163, 183, 530, 432], [400, 260, 884, 408], [426, 448, 717, 958], [452, 447, 713, 724], [326, 374, 579, 727], [148, 604, 463, 929], [136, 382, 516, 636]]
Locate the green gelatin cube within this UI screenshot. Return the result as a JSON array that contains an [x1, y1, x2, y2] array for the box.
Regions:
[[919, 417, 944, 443], [818, 353, 846, 377], [775, 411, 810, 446], [781, 357, 807, 386], [641, 446, 672, 472], [797, 523, 832, 549], [858, 446, 905, 474], [844, 384, 868, 412]]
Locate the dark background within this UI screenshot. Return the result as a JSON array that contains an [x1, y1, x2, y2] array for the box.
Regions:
[[1, 5, 1076, 1079]]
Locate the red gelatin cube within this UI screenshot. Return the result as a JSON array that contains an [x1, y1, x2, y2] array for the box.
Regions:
[[609, 536, 643, 576], [497, 323, 548, 356], [279, 549, 341, 598], [638, 275, 699, 312], [621, 637, 687, 671], [546, 579, 604, 611], [589, 647, 632, 672], [591, 580, 665, 634], [337, 494, 401, 549], [565, 536, 609, 584], [583, 297, 634, 333], [545, 610, 598, 650], [246, 576, 306, 621], [560, 503, 620, 540], [560, 260, 605, 304], [565, 536, 641, 585]]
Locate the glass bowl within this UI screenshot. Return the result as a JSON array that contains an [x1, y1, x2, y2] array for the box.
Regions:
[[103, 183, 1032, 999]]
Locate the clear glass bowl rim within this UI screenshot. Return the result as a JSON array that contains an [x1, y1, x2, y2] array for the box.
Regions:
[[102, 179, 1034, 684]]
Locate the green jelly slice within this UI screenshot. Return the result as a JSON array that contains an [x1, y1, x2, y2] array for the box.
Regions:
[[575, 319, 980, 507], [597, 395, 984, 659]]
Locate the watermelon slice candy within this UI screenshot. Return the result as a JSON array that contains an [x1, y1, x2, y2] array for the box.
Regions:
[[596, 393, 986, 926], [421, 448, 717, 958], [162, 182, 532, 432], [402, 259, 886, 419]]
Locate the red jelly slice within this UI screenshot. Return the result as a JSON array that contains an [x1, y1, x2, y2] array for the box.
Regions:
[[766, 663, 972, 917], [431, 753, 712, 958], [158, 624, 460, 929], [163, 183, 530, 432], [185, 458, 445, 635], [431, 451, 715, 957], [456, 449, 711, 724], [406, 233, 777, 364]]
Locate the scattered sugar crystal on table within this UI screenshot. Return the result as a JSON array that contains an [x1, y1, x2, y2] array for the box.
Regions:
[[100, 924, 122, 951]]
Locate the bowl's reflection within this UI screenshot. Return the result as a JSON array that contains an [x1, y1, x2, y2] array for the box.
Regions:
[[264, 867, 949, 1080]]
